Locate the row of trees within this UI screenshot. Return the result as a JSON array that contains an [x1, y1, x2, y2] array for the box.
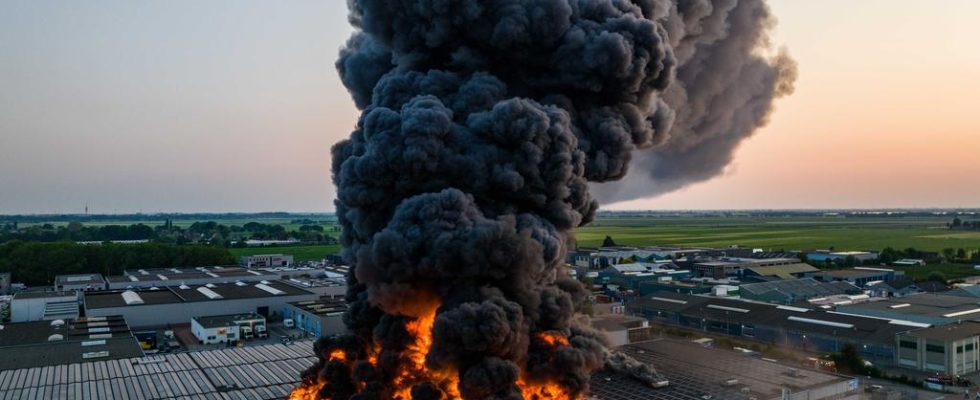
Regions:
[[950, 218, 980, 230], [0, 241, 236, 286], [0, 221, 339, 246]]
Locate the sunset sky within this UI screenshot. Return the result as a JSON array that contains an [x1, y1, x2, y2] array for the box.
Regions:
[[1, 0, 978, 213]]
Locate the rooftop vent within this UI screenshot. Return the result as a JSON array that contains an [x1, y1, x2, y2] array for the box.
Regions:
[[235, 281, 247, 287], [205, 283, 217, 288], [156, 274, 168, 281], [47, 334, 64, 342], [178, 284, 191, 290], [50, 319, 65, 327]]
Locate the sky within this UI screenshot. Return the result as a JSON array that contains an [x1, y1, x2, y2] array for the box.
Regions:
[[1, 0, 978, 214]]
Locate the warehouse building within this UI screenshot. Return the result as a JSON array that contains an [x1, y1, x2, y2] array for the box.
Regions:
[[283, 298, 347, 337], [191, 313, 266, 344], [10, 291, 79, 322], [0, 315, 143, 370], [53, 273, 107, 292], [739, 278, 861, 304], [630, 291, 919, 365], [895, 321, 980, 375], [280, 277, 346, 298], [0, 340, 316, 399], [836, 293, 980, 326], [240, 254, 293, 268], [104, 266, 279, 290], [806, 250, 879, 264], [591, 339, 859, 400], [809, 267, 902, 288], [84, 280, 316, 327]]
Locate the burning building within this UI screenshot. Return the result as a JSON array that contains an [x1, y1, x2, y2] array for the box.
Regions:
[[292, 0, 793, 399]]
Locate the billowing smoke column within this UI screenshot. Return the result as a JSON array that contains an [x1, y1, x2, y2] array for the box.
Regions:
[[596, 0, 798, 203], [293, 1, 793, 399]]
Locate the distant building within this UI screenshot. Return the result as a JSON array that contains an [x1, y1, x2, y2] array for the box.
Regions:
[[739, 278, 861, 304], [54, 273, 106, 292], [83, 280, 316, 327], [691, 257, 803, 279], [191, 313, 266, 345], [0, 315, 143, 370], [10, 291, 79, 322], [596, 262, 690, 290], [283, 298, 347, 337], [893, 259, 926, 267], [104, 266, 279, 290], [810, 267, 901, 288], [591, 315, 650, 346], [896, 321, 980, 375], [240, 254, 294, 268], [630, 291, 914, 365], [806, 250, 878, 264]]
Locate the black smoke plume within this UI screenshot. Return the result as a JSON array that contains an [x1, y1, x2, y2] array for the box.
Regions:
[[299, 1, 792, 399], [595, 0, 798, 203]]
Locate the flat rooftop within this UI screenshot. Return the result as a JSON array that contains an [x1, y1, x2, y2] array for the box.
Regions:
[[0, 315, 142, 370], [590, 339, 853, 400], [904, 321, 980, 341], [110, 266, 277, 283], [837, 293, 980, 322], [0, 340, 316, 397], [289, 298, 347, 316], [12, 291, 76, 300], [54, 274, 105, 286], [84, 280, 313, 309], [193, 313, 265, 329]]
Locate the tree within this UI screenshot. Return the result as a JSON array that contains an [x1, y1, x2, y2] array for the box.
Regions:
[[602, 236, 617, 247], [957, 248, 968, 261], [942, 248, 956, 262], [843, 255, 858, 268], [927, 271, 947, 283], [953, 217, 963, 228]]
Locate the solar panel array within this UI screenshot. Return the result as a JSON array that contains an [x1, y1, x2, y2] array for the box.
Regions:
[[0, 341, 315, 400]]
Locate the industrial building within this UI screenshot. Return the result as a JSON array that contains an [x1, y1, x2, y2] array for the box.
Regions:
[[806, 250, 878, 264], [280, 276, 346, 298], [0, 315, 143, 370], [691, 257, 805, 279], [590, 339, 859, 400], [596, 262, 691, 290], [835, 293, 980, 326], [104, 266, 279, 290], [10, 291, 79, 322], [895, 321, 980, 375], [630, 291, 919, 365], [84, 280, 317, 327], [809, 267, 902, 287], [0, 340, 315, 399], [590, 315, 650, 346], [54, 273, 107, 292], [240, 254, 294, 268], [283, 298, 347, 337], [738, 278, 861, 304], [191, 313, 266, 345]]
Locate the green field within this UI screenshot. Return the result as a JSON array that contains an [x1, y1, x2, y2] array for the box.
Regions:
[[894, 264, 980, 282], [228, 244, 341, 262], [573, 216, 980, 252]]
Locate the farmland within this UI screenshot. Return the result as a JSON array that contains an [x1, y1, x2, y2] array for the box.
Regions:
[[574, 215, 980, 252]]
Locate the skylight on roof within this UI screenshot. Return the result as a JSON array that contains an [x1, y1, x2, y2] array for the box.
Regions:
[[121, 290, 144, 306], [943, 308, 980, 318], [707, 304, 750, 313], [196, 287, 223, 300], [787, 315, 853, 329], [255, 283, 285, 296]]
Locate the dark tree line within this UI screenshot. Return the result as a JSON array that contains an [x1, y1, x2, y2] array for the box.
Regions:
[[0, 241, 235, 286], [950, 217, 980, 230]]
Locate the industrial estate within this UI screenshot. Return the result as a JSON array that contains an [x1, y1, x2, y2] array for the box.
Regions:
[[3, 225, 980, 399]]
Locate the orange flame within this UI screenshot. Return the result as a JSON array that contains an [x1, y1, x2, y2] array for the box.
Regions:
[[290, 300, 581, 399]]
